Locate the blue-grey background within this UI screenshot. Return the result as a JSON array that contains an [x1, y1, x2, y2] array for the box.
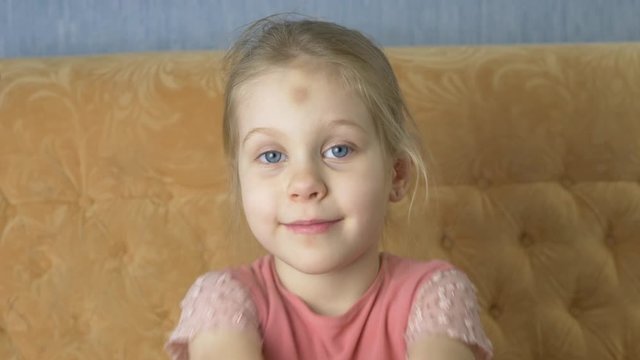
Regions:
[[1, 0, 639, 58]]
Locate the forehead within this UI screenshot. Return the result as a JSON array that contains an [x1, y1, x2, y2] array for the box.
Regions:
[[290, 86, 309, 104], [235, 64, 373, 134]]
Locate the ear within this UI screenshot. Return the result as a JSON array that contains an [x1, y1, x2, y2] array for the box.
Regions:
[[389, 156, 411, 202]]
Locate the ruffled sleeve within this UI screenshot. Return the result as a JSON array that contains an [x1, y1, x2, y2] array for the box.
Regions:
[[164, 271, 260, 360], [405, 269, 493, 359]]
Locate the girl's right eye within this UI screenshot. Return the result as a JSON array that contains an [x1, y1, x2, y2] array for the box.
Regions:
[[258, 151, 285, 164]]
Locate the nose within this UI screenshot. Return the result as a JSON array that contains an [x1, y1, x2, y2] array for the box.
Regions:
[[287, 164, 328, 202]]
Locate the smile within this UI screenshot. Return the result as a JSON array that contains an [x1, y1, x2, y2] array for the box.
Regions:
[[283, 219, 342, 235]]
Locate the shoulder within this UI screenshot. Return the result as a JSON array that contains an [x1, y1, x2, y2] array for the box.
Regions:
[[419, 267, 477, 295], [165, 268, 264, 360], [181, 271, 254, 307], [409, 267, 481, 330], [383, 253, 456, 284], [177, 270, 259, 329], [184, 255, 275, 313], [408, 266, 480, 332], [405, 267, 494, 359]]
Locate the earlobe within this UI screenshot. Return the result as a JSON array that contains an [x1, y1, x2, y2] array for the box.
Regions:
[[389, 157, 411, 202]]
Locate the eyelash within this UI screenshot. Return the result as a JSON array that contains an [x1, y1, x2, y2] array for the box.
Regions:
[[256, 144, 354, 164]]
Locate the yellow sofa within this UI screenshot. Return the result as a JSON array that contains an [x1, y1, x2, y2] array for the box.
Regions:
[[1, 43, 639, 360]]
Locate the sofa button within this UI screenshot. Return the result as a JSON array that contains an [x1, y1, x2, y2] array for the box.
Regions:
[[477, 178, 491, 189], [78, 195, 93, 208], [569, 306, 580, 317], [489, 304, 501, 319], [441, 234, 454, 250], [561, 177, 573, 188], [605, 224, 616, 247], [28, 250, 52, 279], [151, 190, 173, 205], [520, 233, 534, 247], [5, 204, 17, 218], [606, 236, 616, 247], [109, 241, 128, 259]]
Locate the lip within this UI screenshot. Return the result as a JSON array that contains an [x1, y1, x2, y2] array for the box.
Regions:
[[283, 219, 341, 235]]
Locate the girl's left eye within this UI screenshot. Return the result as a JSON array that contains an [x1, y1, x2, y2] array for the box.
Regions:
[[323, 145, 352, 159]]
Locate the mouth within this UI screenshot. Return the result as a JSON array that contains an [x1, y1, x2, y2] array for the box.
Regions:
[[283, 219, 342, 235]]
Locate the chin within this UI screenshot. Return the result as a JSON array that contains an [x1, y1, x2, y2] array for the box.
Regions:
[[280, 247, 372, 276], [287, 257, 339, 275]]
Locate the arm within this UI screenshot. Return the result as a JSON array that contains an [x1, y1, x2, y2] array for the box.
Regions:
[[165, 272, 262, 360], [407, 334, 475, 360], [405, 269, 494, 360], [190, 329, 263, 360]]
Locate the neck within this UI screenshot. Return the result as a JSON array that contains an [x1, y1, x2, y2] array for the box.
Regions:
[[273, 247, 382, 316]]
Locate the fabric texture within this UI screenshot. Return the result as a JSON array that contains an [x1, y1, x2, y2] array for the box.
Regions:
[[1, 44, 639, 359], [165, 272, 259, 359], [165, 253, 492, 360], [406, 269, 493, 359]]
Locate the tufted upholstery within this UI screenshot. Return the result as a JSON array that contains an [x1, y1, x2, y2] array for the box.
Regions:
[[1, 43, 639, 360]]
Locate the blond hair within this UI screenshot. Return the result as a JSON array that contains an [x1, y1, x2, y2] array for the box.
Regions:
[[222, 14, 428, 214]]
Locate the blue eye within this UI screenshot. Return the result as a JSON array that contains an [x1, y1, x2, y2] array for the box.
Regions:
[[324, 145, 351, 159], [258, 151, 285, 164]]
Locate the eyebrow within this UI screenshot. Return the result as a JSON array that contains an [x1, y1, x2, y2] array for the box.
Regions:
[[241, 118, 367, 146], [328, 118, 367, 133], [241, 127, 283, 147]]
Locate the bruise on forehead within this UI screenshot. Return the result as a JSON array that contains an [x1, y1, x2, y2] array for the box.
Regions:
[[290, 85, 309, 104]]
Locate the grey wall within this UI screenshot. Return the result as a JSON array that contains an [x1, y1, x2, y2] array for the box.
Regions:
[[1, 0, 639, 58]]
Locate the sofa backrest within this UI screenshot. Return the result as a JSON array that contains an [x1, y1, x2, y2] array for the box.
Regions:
[[1, 43, 639, 359]]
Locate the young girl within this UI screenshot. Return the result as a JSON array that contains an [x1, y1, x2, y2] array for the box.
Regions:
[[166, 15, 493, 360]]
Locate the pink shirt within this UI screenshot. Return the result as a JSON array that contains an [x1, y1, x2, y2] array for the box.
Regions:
[[166, 253, 493, 359]]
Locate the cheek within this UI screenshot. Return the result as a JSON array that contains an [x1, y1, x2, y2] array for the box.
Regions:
[[337, 160, 391, 219], [239, 169, 278, 225]]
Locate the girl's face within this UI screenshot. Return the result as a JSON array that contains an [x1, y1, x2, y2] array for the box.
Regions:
[[236, 63, 400, 277]]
